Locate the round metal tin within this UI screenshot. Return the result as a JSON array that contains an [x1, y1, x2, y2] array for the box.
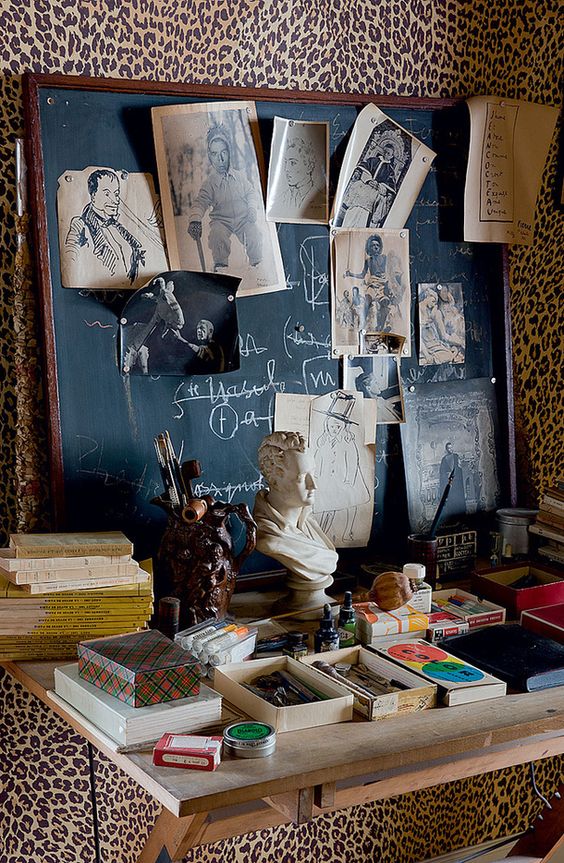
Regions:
[[222, 721, 276, 758]]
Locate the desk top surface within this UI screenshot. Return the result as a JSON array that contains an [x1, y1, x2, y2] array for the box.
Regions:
[[5, 657, 564, 818]]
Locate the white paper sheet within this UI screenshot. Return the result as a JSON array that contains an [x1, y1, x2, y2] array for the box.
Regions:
[[152, 101, 286, 297], [57, 167, 169, 291], [464, 96, 558, 245], [266, 117, 329, 224], [273, 391, 375, 546], [331, 103, 436, 230]]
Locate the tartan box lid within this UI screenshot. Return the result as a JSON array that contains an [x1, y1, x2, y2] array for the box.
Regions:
[[77, 629, 202, 707]]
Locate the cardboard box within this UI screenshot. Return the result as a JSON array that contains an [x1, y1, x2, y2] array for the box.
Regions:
[[303, 645, 437, 720], [520, 604, 564, 644], [354, 603, 429, 645], [78, 629, 201, 707], [153, 733, 223, 771], [432, 588, 505, 629], [472, 563, 564, 619], [212, 655, 353, 732]]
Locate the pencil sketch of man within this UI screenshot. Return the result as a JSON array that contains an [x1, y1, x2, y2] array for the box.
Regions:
[[187, 125, 262, 272], [65, 169, 145, 283], [282, 136, 316, 210], [187, 319, 225, 373]]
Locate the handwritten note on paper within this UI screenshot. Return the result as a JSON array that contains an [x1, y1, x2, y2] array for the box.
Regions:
[[464, 96, 558, 245]]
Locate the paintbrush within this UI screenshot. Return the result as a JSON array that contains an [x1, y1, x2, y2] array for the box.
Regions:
[[428, 467, 456, 538]]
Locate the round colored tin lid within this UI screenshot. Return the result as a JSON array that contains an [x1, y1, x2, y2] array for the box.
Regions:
[[223, 721, 276, 749]]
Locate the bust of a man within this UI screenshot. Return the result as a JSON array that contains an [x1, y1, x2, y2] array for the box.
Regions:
[[253, 431, 338, 611]]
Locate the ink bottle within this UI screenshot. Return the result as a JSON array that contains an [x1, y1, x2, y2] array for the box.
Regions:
[[403, 563, 432, 613], [314, 604, 340, 653], [337, 591, 356, 647], [282, 631, 308, 660]]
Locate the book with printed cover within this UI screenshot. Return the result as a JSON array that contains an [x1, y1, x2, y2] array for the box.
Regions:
[[9, 531, 133, 559], [0, 548, 132, 574], [373, 639, 506, 705], [53, 663, 222, 746], [18, 567, 150, 594], [0, 570, 152, 600]]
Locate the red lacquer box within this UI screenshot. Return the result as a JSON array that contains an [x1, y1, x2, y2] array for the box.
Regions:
[[471, 563, 564, 619]]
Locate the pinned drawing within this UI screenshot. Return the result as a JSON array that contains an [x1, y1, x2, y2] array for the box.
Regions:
[[464, 96, 558, 245], [57, 167, 169, 290], [332, 103, 436, 230], [343, 354, 405, 424], [152, 101, 286, 297], [309, 390, 374, 547], [266, 118, 329, 224], [418, 282, 466, 365], [120, 270, 240, 376], [401, 379, 501, 533], [332, 228, 411, 356]]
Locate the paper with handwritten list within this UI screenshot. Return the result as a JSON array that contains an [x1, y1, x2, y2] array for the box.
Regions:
[[464, 96, 558, 245]]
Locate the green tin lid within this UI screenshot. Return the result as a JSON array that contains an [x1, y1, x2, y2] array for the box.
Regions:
[[223, 721, 276, 748]]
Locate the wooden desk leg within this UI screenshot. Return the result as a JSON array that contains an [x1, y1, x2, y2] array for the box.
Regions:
[[137, 809, 209, 863], [264, 787, 315, 825]]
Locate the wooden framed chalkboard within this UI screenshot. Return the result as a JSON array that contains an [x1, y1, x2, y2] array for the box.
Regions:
[[23, 73, 516, 580]]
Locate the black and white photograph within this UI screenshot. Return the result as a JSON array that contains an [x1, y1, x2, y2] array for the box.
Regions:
[[400, 379, 502, 533], [418, 282, 466, 365], [344, 355, 405, 424], [57, 167, 169, 290], [331, 103, 436, 230], [152, 101, 286, 298], [119, 270, 241, 376], [266, 117, 329, 224], [332, 228, 411, 356]]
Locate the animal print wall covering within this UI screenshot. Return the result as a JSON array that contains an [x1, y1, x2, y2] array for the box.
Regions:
[[0, 1, 562, 861]]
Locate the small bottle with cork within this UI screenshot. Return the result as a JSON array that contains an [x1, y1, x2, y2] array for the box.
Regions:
[[337, 591, 356, 647], [314, 604, 340, 653], [402, 563, 432, 613]]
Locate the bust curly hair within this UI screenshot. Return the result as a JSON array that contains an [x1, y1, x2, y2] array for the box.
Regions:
[[257, 431, 306, 487]]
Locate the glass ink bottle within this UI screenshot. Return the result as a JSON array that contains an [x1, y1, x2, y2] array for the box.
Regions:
[[337, 591, 356, 647], [403, 563, 432, 613], [283, 631, 308, 660], [314, 604, 339, 653]]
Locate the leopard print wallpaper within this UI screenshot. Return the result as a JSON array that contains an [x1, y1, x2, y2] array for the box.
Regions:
[[0, 2, 562, 862]]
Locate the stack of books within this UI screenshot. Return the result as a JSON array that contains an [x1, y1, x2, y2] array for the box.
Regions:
[[0, 532, 153, 660], [530, 482, 564, 565]]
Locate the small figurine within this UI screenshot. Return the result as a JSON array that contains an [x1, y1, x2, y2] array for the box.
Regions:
[[253, 431, 338, 614]]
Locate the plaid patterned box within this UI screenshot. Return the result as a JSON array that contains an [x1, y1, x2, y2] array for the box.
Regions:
[[77, 630, 201, 707]]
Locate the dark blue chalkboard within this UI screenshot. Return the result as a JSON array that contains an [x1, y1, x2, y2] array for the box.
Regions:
[[28, 77, 511, 577]]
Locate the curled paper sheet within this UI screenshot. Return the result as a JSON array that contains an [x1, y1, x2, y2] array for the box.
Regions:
[[331, 103, 436, 230], [152, 101, 287, 297], [266, 117, 329, 224], [464, 96, 558, 245], [57, 167, 169, 291]]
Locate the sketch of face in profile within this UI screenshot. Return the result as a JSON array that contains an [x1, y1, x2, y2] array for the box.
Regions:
[[283, 137, 316, 209], [90, 170, 121, 219]]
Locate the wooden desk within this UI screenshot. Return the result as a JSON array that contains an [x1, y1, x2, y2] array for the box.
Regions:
[[4, 659, 564, 863]]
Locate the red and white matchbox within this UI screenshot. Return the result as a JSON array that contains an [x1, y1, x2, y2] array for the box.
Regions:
[[153, 733, 223, 771]]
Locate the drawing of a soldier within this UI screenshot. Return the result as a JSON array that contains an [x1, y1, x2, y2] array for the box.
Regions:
[[187, 125, 263, 272]]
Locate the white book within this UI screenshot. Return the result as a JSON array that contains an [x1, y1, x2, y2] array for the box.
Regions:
[[3, 561, 140, 586], [53, 663, 222, 746], [0, 548, 132, 574], [373, 639, 507, 706], [19, 569, 150, 594]]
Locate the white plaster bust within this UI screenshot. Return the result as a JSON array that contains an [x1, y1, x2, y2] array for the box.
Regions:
[[253, 431, 338, 611]]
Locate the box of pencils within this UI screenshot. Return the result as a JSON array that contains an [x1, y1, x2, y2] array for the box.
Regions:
[[431, 589, 505, 630], [302, 646, 437, 720]]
